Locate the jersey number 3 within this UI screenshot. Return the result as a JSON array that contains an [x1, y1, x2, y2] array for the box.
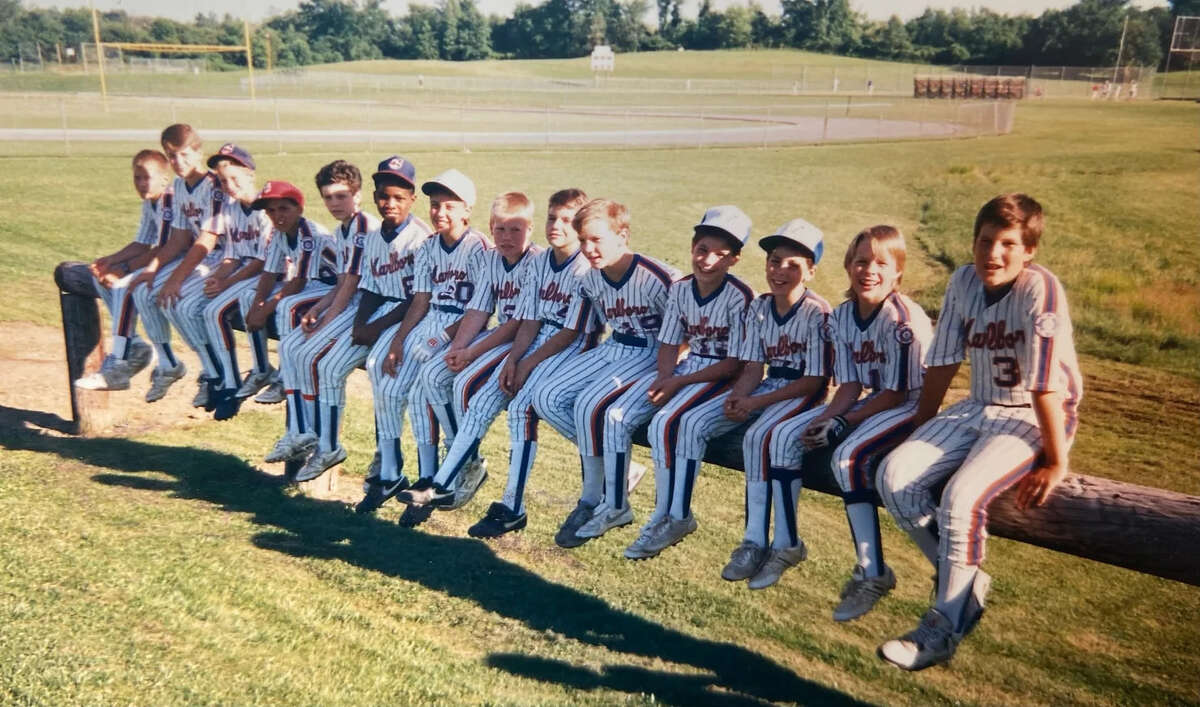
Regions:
[[992, 356, 1020, 388]]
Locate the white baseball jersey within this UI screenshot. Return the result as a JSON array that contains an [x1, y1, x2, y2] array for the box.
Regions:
[[217, 200, 273, 261], [466, 245, 543, 324], [262, 217, 336, 283], [414, 228, 493, 320], [171, 172, 223, 238], [832, 292, 933, 398], [740, 289, 834, 379], [658, 273, 754, 359], [568, 254, 681, 344], [334, 210, 381, 277], [926, 264, 1083, 408], [358, 215, 434, 301], [515, 248, 598, 333], [134, 188, 177, 248]]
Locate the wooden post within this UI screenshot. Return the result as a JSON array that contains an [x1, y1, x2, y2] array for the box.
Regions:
[[55, 287, 110, 436], [632, 429, 1200, 587]]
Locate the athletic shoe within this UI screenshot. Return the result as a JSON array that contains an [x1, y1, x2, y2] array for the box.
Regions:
[[75, 355, 132, 391], [397, 502, 434, 528], [397, 477, 437, 505], [254, 378, 285, 404], [833, 565, 897, 622], [554, 500, 598, 549], [361, 451, 382, 493], [576, 502, 634, 539], [127, 339, 153, 376], [355, 475, 409, 515], [626, 461, 648, 493], [747, 541, 808, 590], [295, 445, 347, 482], [877, 608, 958, 671], [468, 502, 527, 538], [441, 459, 488, 510], [236, 367, 277, 399], [192, 376, 215, 409], [647, 514, 698, 554], [211, 387, 244, 421], [264, 432, 318, 463], [720, 541, 769, 581], [145, 362, 187, 403], [623, 515, 669, 559]]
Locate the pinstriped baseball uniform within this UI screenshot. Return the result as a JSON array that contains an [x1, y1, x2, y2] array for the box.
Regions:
[[531, 253, 680, 510], [878, 263, 1083, 567], [366, 228, 490, 452], [270, 219, 340, 341], [202, 200, 274, 390], [416, 243, 543, 476]]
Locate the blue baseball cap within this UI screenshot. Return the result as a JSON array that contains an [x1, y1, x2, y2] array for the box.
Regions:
[[694, 205, 752, 246], [206, 143, 255, 170], [372, 156, 416, 189], [759, 218, 824, 264]]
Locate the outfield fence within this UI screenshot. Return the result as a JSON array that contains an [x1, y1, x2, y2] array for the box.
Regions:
[[0, 91, 1014, 156]]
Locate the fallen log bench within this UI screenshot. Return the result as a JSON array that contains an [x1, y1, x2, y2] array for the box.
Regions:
[[630, 428, 1200, 588]]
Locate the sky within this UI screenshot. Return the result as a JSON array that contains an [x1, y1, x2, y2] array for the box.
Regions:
[[24, 0, 1171, 23]]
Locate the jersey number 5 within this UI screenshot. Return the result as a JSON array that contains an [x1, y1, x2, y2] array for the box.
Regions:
[[992, 356, 1020, 388]]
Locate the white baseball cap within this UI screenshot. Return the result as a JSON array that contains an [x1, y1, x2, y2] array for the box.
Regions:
[[758, 218, 824, 264], [421, 168, 476, 207], [694, 205, 752, 247]]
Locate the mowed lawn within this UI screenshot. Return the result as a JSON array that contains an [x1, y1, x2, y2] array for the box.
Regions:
[[0, 91, 1197, 704]]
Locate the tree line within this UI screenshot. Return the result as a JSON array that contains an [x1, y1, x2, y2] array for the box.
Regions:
[[1, 0, 1196, 70]]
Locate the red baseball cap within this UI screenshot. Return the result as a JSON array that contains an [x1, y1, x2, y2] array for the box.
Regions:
[[251, 180, 304, 210]]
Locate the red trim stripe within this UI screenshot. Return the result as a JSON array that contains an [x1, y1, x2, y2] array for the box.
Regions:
[[589, 381, 637, 457]]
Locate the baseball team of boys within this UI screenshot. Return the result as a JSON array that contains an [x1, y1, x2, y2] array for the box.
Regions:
[[62, 123, 1083, 673]]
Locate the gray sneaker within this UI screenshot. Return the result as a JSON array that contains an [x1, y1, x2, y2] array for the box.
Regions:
[[127, 339, 153, 376], [294, 445, 347, 482], [253, 376, 285, 404], [554, 500, 598, 548], [145, 362, 187, 402], [191, 376, 213, 408], [721, 540, 768, 581], [264, 432, 318, 463], [648, 515, 698, 554], [624, 515, 670, 559], [576, 502, 634, 539], [747, 541, 808, 590], [444, 458, 488, 510], [878, 608, 958, 671], [833, 565, 897, 622], [75, 355, 132, 391], [236, 367, 277, 398]]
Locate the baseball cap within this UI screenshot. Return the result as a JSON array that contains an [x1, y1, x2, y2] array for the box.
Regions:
[[206, 143, 255, 170], [372, 155, 416, 189], [758, 218, 824, 264], [694, 205, 752, 246], [251, 180, 304, 210], [421, 169, 476, 208]]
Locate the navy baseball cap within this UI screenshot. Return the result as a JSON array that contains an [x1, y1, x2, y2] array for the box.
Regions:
[[206, 143, 255, 170], [759, 218, 824, 264], [372, 156, 416, 189]]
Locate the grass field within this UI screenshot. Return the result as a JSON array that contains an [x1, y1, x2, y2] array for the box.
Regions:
[[0, 54, 1198, 704]]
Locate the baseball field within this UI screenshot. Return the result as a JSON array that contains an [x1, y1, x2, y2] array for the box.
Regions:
[[0, 52, 1197, 704]]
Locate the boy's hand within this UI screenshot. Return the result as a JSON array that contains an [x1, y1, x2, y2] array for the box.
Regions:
[[90, 257, 111, 279], [802, 416, 848, 450], [500, 358, 532, 396], [156, 279, 184, 307], [444, 347, 474, 373], [647, 376, 682, 406], [1016, 458, 1068, 510], [381, 334, 405, 377], [129, 269, 155, 291], [244, 305, 269, 331], [301, 310, 324, 336], [97, 270, 123, 289], [723, 394, 750, 421], [202, 277, 226, 297]]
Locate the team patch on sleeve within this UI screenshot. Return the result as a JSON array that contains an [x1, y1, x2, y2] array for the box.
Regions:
[[1034, 311, 1058, 338], [302, 237, 315, 252], [895, 323, 915, 345], [354, 233, 366, 247], [820, 321, 835, 342]]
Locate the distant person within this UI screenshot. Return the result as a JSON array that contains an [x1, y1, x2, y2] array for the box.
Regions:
[[1128, 80, 1138, 100], [866, 79, 874, 95]]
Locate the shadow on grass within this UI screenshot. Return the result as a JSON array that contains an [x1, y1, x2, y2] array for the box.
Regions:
[[1, 425, 867, 706]]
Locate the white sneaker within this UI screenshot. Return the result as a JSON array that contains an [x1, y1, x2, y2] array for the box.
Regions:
[[747, 541, 808, 590], [576, 503, 634, 539], [878, 608, 958, 671], [254, 379, 285, 404], [833, 565, 897, 622], [624, 515, 669, 559], [127, 339, 153, 376], [236, 367, 277, 398], [75, 355, 132, 391], [626, 461, 648, 493], [264, 432, 318, 463], [145, 362, 187, 402], [721, 540, 768, 581], [294, 445, 347, 482]]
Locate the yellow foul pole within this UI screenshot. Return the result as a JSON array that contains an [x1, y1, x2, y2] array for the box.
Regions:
[[90, 2, 107, 104], [244, 20, 256, 102]]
